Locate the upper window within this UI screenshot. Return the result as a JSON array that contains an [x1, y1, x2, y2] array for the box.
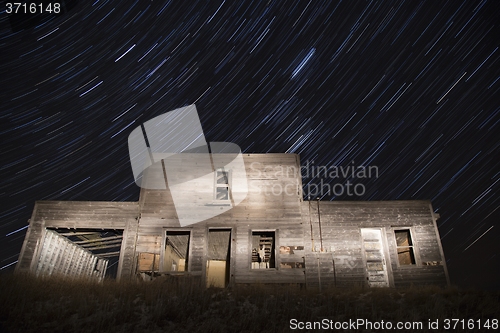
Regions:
[[395, 229, 416, 265], [215, 169, 230, 201]]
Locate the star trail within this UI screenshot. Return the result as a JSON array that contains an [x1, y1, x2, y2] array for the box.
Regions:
[[0, 0, 499, 289]]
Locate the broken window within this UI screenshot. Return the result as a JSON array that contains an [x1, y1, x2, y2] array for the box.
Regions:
[[215, 169, 230, 201], [251, 231, 275, 269], [395, 229, 416, 265], [164, 231, 190, 272]]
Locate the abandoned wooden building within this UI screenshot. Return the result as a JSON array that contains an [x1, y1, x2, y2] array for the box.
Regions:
[[16, 153, 450, 288]]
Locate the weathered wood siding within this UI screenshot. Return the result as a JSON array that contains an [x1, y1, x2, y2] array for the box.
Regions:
[[304, 252, 337, 290], [17, 153, 449, 288], [302, 200, 449, 288], [35, 230, 108, 281], [135, 153, 306, 284]]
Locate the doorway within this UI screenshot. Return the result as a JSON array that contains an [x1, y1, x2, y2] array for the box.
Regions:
[[164, 230, 190, 272], [206, 229, 231, 288], [360, 228, 391, 287]]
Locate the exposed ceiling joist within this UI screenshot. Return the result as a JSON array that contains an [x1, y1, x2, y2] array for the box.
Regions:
[[74, 235, 123, 245], [86, 243, 123, 251]]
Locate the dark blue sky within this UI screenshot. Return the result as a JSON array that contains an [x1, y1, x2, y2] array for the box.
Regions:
[[1, 0, 498, 289]]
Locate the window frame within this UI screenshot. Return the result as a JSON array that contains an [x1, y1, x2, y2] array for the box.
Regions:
[[214, 168, 231, 203], [249, 229, 278, 270], [205, 227, 233, 288], [393, 227, 420, 267], [160, 228, 192, 273]]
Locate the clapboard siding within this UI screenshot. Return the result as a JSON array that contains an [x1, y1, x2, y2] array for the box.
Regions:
[[117, 218, 138, 281], [133, 154, 306, 285], [393, 266, 448, 288], [136, 154, 303, 222], [16, 203, 44, 273], [17, 153, 448, 287], [33, 230, 107, 281], [305, 253, 331, 288], [135, 235, 162, 253], [35, 201, 139, 228], [235, 269, 305, 284], [301, 200, 448, 287]]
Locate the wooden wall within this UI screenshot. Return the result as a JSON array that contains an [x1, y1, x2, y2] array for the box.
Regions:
[[302, 200, 449, 288], [135, 153, 306, 285], [34, 230, 108, 281], [17, 154, 449, 288]]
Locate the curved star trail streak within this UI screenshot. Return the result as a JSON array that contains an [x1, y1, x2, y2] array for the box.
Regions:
[[0, 0, 498, 289]]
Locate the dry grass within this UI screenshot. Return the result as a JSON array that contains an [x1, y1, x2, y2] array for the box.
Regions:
[[0, 273, 498, 332]]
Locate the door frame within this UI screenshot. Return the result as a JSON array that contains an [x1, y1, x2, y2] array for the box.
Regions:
[[204, 227, 233, 288], [161, 227, 194, 273], [360, 227, 394, 287]]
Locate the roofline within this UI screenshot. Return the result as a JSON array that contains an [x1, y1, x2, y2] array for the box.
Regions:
[[303, 199, 432, 205]]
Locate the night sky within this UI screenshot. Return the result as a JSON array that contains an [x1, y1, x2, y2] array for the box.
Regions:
[[1, 0, 498, 289]]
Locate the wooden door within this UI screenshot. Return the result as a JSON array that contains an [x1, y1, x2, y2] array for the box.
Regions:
[[360, 228, 390, 287]]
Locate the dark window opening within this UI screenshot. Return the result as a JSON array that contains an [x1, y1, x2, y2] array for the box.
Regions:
[[251, 231, 276, 269], [395, 229, 416, 265], [164, 231, 190, 272]]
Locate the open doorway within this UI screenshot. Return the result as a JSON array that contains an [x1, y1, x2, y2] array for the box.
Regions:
[[164, 230, 190, 272], [206, 229, 231, 288]]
